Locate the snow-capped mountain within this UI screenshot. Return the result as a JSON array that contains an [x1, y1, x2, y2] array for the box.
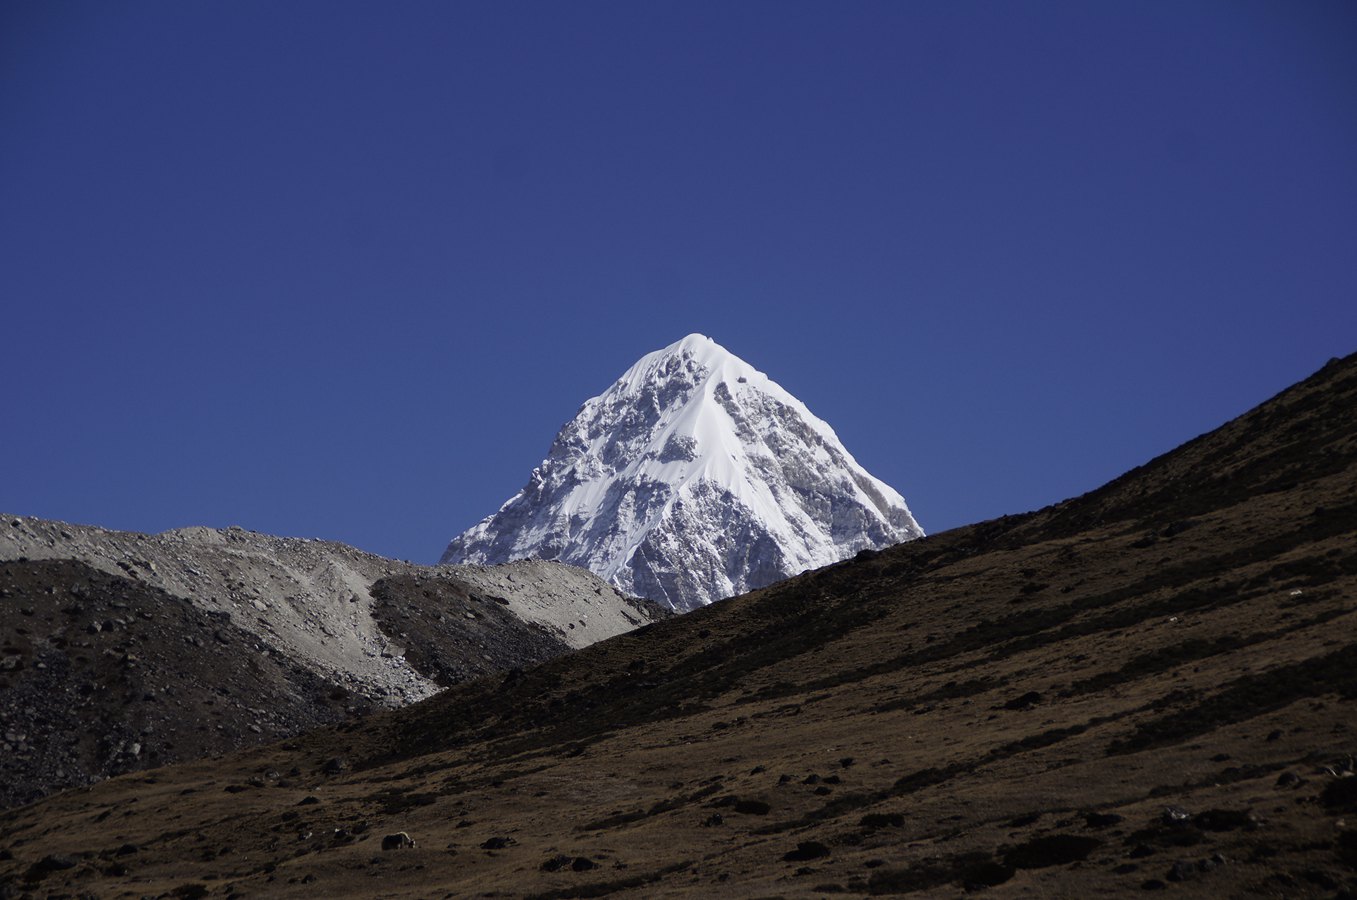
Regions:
[[441, 334, 923, 610]]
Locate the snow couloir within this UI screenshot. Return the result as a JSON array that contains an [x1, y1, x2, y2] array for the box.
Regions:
[[441, 334, 923, 610]]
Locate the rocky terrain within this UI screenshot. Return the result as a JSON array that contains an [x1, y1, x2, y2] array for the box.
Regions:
[[0, 559, 376, 810], [0, 521, 666, 807], [444, 334, 923, 610], [1, 352, 1354, 898]]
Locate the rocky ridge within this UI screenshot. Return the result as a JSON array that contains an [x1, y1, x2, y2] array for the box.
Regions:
[[0, 516, 667, 807], [1, 516, 661, 705]]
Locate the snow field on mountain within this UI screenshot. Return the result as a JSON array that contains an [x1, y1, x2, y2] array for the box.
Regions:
[[444, 334, 923, 610]]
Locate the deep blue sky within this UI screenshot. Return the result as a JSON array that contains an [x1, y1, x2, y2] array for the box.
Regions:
[[4, 1, 1355, 563]]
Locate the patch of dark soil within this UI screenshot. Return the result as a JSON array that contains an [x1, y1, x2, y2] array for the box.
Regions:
[[542, 855, 598, 872], [577, 783, 724, 832], [522, 859, 694, 900], [23, 853, 78, 882], [577, 809, 647, 832], [872, 676, 1007, 715], [647, 783, 722, 816], [1002, 834, 1102, 869], [1320, 776, 1357, 813], [1084, 812, 1124, 829], [783, 841, 830, 862], [892, 763, 974, 796], [755, 791, 879, 835], [1337, 830, 1357, 867], [1126, 821, 1206, 851], [1002, 691, 1043, 710], [1192, 809, 1258, 832], [363, 788, 438, 815], [369, 574, 568, 687], [866, 852, 1012, 894], [993, 721, 1098, 755]]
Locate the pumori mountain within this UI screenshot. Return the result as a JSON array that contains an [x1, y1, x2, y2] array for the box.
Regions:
[[442, 334, 923, 610]]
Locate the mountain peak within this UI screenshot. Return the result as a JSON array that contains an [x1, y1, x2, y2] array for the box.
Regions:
[[442, 336, 923, 609], [667, 332, 720, 356], [614, 333, 749, 397]]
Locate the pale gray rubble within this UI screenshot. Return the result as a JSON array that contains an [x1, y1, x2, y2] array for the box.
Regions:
[[0, 513, 664, 706], [442, 559, 660, 647]]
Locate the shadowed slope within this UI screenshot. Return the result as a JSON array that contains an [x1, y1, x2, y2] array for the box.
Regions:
[[2, 353, 1354, 898]]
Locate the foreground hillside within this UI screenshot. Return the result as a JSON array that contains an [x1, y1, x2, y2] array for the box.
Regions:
[[2, 354, 1354, 898]]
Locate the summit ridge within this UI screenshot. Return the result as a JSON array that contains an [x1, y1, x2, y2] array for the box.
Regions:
[[441, 334, 923, 610]]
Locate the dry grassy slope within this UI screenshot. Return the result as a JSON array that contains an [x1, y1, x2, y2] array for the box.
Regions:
[[3, 353, 1355, 899]]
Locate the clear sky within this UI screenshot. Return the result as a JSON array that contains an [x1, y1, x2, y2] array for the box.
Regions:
[[3, 1, 1355, 563]]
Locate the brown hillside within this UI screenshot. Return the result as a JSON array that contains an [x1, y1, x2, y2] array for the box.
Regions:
[[2, 353, 1355, 898]]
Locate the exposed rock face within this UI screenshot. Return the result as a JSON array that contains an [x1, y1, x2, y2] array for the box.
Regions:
[[1, 515, 664, 706], [0, 558, 371, 810], [0, 514, 669, 807], [443, 334, 923, 610]]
